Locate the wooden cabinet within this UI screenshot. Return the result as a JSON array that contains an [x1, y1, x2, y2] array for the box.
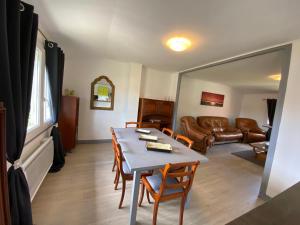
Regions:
[[137, 98, 174, 130], [58, 96, 79, 152], [0, 103, 10, 225]]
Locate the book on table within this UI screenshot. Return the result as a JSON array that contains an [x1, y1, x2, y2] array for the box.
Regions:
[[139, 134, 158, 142], [135, 128, 151, 134], [146, 142, 172, 153]]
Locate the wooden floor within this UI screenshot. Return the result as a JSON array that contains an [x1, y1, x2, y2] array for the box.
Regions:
[[32, 143, 264, 225]]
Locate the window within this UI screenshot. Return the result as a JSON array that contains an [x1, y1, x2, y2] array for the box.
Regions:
[[26, 33, 53, 141], [28, 48, 42, 131], [44, 70, 52, 123]]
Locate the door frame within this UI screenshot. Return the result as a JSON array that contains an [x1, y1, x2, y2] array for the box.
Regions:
[[172, 44, 293, 199]]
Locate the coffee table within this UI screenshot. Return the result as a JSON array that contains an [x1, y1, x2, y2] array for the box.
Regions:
[[249, 142, 269, 160]]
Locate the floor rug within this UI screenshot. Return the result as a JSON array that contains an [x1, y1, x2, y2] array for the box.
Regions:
[[232, 150, 265, 167]]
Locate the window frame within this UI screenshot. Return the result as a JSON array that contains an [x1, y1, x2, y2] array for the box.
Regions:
[[25, 33, 53, 144]]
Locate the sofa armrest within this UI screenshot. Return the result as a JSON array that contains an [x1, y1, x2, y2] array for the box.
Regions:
[[250, 127, 266, 134], [196, 127, 213, 135], [239, 127, 250, 133], [225, 126, 241, 133], [188, 128, 208, 141]]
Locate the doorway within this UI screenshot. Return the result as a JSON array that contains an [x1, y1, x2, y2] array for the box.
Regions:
[[173, 44, 292, 198]]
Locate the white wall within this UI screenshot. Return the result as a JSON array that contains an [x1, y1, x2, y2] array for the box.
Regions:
[[140, 67, 178, 101], [125, 63, 142, 122], [64, 58, 140, 140], [64, 58, 178, 140], [267, 40, 300, 197], [239, 93, 278, 129], [177, 77, 243, 129]]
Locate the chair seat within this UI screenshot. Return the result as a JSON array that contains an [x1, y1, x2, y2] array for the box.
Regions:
[[146, 174, 183, 196], [123, 161, 131, 174]]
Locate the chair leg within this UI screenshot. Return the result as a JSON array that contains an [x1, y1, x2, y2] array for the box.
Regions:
[[153, 201, 159, 225], [146, 190, 152, 204], [114, 168, 118, 184], [114, 170, 120, 190], [112, 156, 116, 172], [179, 196, 186, 225], [118, 178, 126, 209], [138, 183, 145, 206]]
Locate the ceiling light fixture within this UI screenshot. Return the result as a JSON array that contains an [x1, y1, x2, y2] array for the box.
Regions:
[[268, 74, 281, 81], [166, 37, 192, 52]]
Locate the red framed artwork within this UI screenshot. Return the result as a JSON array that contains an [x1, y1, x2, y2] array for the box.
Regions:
[[201, 91, 225, 107]]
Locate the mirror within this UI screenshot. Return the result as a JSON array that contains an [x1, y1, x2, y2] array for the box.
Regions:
[[90, 76, 115, 110]]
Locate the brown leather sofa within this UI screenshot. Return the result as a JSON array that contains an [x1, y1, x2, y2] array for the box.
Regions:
[[236, 118, 266, 143], [197, 116, 243, 143], [180, 116, 214, 154]]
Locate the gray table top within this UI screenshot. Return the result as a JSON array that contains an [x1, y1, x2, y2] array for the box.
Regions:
[[113, 128, 209, 172]]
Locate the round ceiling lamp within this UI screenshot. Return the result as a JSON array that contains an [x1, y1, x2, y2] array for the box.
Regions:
[[166, 37, 192, 52], [268, 74, 281, 81]]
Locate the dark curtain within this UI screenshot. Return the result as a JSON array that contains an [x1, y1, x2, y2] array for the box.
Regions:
[[0, 1, 38, 224], [45, 41, 66, 172], [266, 99, 277, 141]]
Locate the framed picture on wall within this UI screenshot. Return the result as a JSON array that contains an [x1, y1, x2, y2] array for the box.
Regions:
[[201, 91, 225, 107]]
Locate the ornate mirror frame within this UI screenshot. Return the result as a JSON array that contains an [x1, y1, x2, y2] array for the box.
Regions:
[[90, 75, 115, 110]]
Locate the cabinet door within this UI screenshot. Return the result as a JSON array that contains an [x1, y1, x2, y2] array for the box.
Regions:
[[156, 101, 173, 116], [59, 96, 79, 151], [142, 99, 157, 116]]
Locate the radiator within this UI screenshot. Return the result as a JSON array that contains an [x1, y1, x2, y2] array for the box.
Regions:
[[23, 137, 54, 201]]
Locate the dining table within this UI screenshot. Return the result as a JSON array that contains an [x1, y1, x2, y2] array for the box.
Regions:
[[113, 127, 209, 225]]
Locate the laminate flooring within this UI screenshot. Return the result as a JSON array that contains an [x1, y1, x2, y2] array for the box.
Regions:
[[32, 143, 264, 225]]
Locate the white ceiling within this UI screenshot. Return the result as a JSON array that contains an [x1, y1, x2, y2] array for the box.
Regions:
[[26, 0, 300, 71], [185, 51, 281, 93]]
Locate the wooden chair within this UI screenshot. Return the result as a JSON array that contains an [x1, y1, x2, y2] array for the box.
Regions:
[[139, 161, 200, 225], [125, 121, 141, 128], [112, 135, 152, 208], [162, 128, 174, 138], [111, 129, 121, 189], [176, 134, 194, 149], [110, 127, 117, 172]]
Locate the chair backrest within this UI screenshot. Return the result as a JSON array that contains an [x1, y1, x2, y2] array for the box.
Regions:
[[176, 134, 194, 149], [111, 127, 116, 151], [125, 121, 141, 128], [162, 128, 174, 138], [159, 161, 200, 196], [112, 135, 125, 175], [110, 127, 115, 135]]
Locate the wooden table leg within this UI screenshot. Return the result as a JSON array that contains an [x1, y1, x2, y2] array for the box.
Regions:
[[129, 170, 141, 225]]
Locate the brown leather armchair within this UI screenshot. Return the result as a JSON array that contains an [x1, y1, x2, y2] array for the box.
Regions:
[[197, 116, 243, 143], [180, 116, 214, 154], [236, 118, 266, 143]]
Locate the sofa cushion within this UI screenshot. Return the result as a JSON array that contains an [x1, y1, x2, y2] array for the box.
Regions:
[[214, 131, 243, 142]]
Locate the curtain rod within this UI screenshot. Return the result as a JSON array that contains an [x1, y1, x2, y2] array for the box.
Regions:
[[38, 28, 48, 41]]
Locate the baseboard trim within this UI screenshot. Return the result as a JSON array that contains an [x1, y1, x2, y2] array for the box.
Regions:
[[77, 139, 112, 144]]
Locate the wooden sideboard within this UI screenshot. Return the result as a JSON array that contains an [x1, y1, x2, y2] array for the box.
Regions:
[[0, 102, 11, 225], [58, 96, 79, 152], [137, 98, 174, 130]]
